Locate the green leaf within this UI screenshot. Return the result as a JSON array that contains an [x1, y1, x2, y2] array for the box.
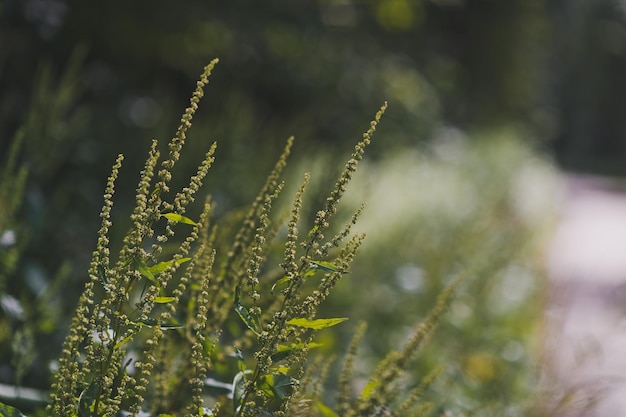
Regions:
[[148, 257, 191, 275], [271, 342, 323, 363], [154, 296, 176, 304], [136, 317, 184, 330], [0, 402, 27, 417], [316, 401, 339, 417], [198, 408, 215, 416], [270, 276, 291, 295], [271, 269, 318, 295], [360, 379, 380, 399], [233, 285, 261, 335], [272, 366, 290, 374], [287, 317, 348, 330], [134, 257, 159, 286], [258, 373, 297, 400], [161, 212, 197, 225], [113, 333, 134, 350], [234, 304, 261, 336], [234, 346, 246, 373], [309, 260, 348, 274], [232, 370, 253, 414], [78, 381, 99, 417]]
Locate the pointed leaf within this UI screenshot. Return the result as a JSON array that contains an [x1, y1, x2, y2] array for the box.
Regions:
[[154, 296, 176, 304], [316, 401, 339, 417], [134, 258, 159, 286], [148, 257, 191, 275], [234, 304, 261, 336], [360, 379, 380, 399], [113, 333, 134, 350], [233, 285, 261, 335], [287, 317, 348, 330], [0, 402, 27, 417], [271, 276, 291, 295], [304, 268, 318, 278], [271, 342, 323, 363], [309, 260, 348, 274], [162, 212, 197, 225]]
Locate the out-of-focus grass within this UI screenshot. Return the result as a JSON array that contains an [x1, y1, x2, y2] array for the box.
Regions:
[[305, 128, 561, 415]]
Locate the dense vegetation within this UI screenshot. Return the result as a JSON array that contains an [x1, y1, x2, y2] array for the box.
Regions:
[[1, 55, 563, 416], [2, 1, 616, 416]]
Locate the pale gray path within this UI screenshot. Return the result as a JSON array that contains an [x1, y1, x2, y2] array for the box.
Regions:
[[546, 175, 626, 416]]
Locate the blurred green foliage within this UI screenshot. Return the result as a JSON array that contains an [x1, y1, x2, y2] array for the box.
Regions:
[[0, 0, 617, 415]]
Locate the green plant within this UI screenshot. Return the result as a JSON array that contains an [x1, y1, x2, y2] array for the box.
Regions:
[[0, 50, 87, 406], [0, 50, 562, 417], [0, 130, 28, 292], [0, 57, 456, 417]]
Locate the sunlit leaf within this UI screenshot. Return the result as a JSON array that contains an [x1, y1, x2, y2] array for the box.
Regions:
[[113, 333, 134, 350], [198, 407, 215, 416], [272, 366, 291, 374], [287, 317, 348, 330], [316, 401, 339, 417], [148, 257, 191, 275], [360, 379, 380, 399], [161, 212, 197, 225], [271, 342, 323, 362], [0, 401, 27, 417], [154, 296, 175, 304]]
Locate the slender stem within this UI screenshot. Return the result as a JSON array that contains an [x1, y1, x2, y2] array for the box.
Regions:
[[235, 250, 314, 417], [92, 278, 133, 417]]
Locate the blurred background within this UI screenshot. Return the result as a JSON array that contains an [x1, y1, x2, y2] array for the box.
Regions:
[[2, 0, 626, 415]]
